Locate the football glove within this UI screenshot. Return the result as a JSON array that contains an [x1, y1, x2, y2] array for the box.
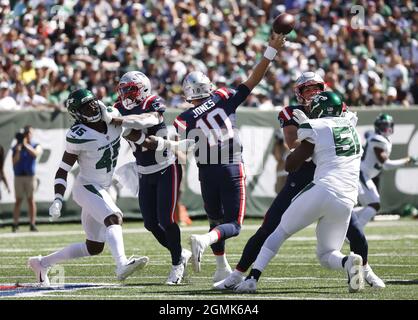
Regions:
[[344, 111, 358, 127], [292, 109, 309, 125], [49, 199, 62, 221], [99, 100, 113, 124]]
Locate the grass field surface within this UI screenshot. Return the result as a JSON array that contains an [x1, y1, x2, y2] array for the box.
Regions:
[[0, 218, 417, 300]]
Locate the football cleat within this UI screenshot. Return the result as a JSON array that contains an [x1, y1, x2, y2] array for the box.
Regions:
[[116, 256, 149, 281], [166, 264, 185, 285], [166, 249, 192, 285], [213, 263, 233, 283], [364, 264, 385, 289], [213, 271, 244, 290], [181, 248, 192, 277], [28, 256, 50, 287], [189, 234, 208, 273], [344, 252, 365, 293], [233, 277, 257, 294]]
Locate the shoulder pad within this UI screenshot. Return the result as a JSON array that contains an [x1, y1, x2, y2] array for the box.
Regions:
[[214, 87, 235, 100], [279, 106, 294, 121], [66, 125, 96, 144]]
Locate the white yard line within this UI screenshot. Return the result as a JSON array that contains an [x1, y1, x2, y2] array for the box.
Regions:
[[1, 220, 417, 239]]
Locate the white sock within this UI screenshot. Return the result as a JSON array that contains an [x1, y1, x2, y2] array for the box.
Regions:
[[232, 269, 244, 276], [40, 243, 90, 268], [355, 206, 377, 228], [106, 224, 127, 268], [253, 246, 276, 272], [215, 254, 229, 268], [253, 226, 289, 272], [207, 230, 220, 246], [322, 250, 346, 270]]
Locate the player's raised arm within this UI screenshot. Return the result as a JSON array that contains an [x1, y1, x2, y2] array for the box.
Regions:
[[50, 151, 78, 221], [241, 33, 286, 91]]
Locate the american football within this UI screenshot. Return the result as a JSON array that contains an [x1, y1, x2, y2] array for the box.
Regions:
[[272, 13, 296, 35]]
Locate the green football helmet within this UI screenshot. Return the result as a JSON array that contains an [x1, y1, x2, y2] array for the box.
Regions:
[[66, 88, 101, 123], [309, 91, 344, 119], [374, 113, 394, 137]]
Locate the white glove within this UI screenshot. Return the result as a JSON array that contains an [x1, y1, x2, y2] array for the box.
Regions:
[[98, 100, 113, 124], [49, 199, 62, 221], [292, 109, 309, 125], [344, 111, 358, 127]]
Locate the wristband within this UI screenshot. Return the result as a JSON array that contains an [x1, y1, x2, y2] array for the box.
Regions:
[[59, 161, 72, 172], [263, 46, 277, 61], [54, 178, 67, 188], [133, 132, 146, 145], [54, 193, 63, 201]]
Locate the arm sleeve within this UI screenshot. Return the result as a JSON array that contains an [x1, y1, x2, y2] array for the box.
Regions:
[[216, 85, 251, 111], [121, 113, 162, 130], [297, 122, 317, 144], [383, 158, 409, 170], [369, 137, 389, 152], [65, 140, 82, 155]]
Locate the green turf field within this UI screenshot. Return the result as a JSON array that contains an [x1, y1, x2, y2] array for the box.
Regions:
[[0, 218, 417, 300]]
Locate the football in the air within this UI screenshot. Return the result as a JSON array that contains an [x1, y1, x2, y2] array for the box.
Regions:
[[272, 13, 295, 35]]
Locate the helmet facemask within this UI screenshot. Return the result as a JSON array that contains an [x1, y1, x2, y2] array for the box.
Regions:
[[76, 99, 101, 123], [117, 83, 144, 110], [295, 82, 324, 105], [182, 71, 213, 102], [117, 71, 151, 110], [375, 120, 394, 137]]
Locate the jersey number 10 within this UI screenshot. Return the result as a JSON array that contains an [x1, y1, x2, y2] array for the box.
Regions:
[[196, 108, 234, 147]]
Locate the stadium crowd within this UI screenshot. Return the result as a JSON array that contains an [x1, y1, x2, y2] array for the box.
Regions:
[[0, 0, 417, 111]]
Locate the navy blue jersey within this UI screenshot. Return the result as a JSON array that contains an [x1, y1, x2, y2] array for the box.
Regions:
[[116, 95, 175, 174], [174, 85, 251, 165]]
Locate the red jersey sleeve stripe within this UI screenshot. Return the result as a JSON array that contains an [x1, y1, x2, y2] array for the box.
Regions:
[[142, 95, 157, 110], [282, 107, 292, 120], [215, 88, 230, 100], [174, 118, 187, 130]]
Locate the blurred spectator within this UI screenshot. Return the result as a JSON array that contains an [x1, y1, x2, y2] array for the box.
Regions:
[[12, 125, 42, 232], [0, 0, 416, 109], [0, 81, 18, 110]]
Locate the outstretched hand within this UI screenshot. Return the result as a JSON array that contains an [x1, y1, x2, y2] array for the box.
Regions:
[[293, 109, 309, 125], [98, 100, 113, 124], [268, 33, 286, 51]]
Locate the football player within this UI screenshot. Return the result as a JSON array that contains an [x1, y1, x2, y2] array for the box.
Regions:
[[168, 33, 286, 282], [234, 92, 365, 293], [28, 89, 151, 286], [215, 73, 385, 290], [116, 71, 191, 285], [354, 113, 416, 229]]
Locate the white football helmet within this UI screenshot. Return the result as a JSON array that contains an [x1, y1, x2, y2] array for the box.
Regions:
[[294, 71, 325, 105], [117, 71, 151, 110], [182, 71, 213, 102]]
